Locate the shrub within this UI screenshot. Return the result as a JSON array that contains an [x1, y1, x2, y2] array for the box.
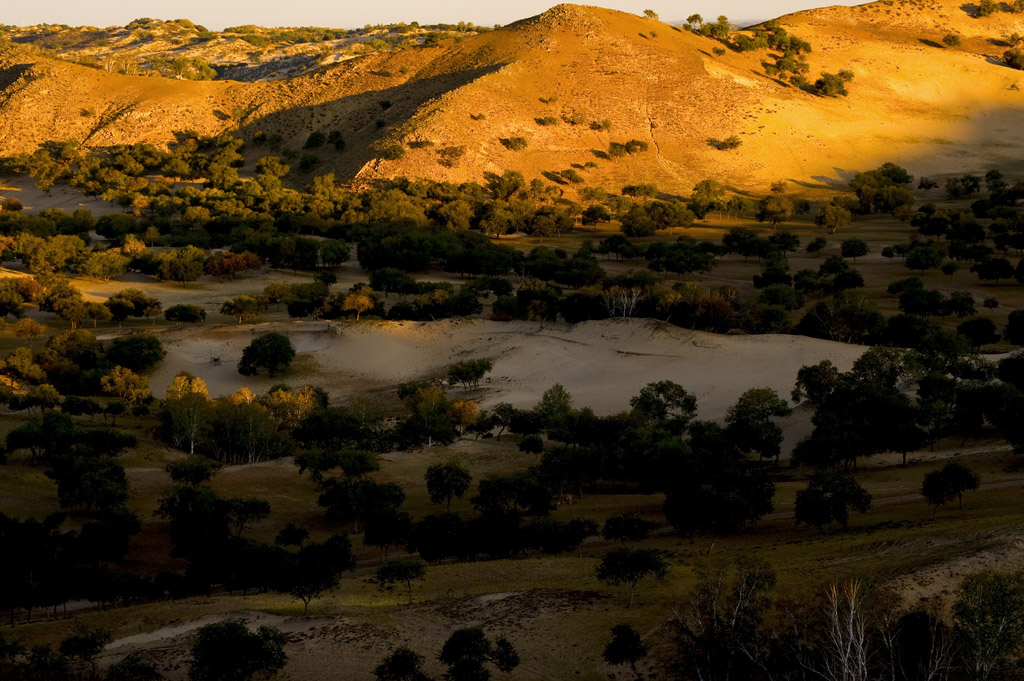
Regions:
[[437, 146, 467, 168], [942, 33, 962, 47], [624, 140, 649, 154], [165, 304, 207, 323], [562, 111, 586, 125], [709, 136, 743, 150], [500, 137, 528, 151], [535, 116, 560, 126], [590, 119, 612, 131], [1006, 48, 1024, 70], [303, 132, 326, 149], [298, 154, 320, 172], [381, 144, 406, 160]]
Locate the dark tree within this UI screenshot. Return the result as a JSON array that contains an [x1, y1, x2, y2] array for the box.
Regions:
[[280, 535, 354, 615], [446, 358, 494, 390], [922, 460, 980, 513], [165, 304, 207, 324], [438, 628, 520, 681], [425, 461, 472, 511], [953, 571, 1024, 681], [840, 238, 868, 261], [794, 469, 871, 530], [106, 334, 165, 372], [602, 513, 658, 544], [165, 456, 222, 487], [188, 620, 287, 681], [238, 332, 295, 377], [107, 654, 164, 681], [376, 559, 426, 604], [1007, 310, 1024, 345], [674, 558, 776, 681], [724, 388, 792, 462], [957, 318, 999, 348], [596, 548, 668, 608], [374, 646, 430, 681], [274, 523, 309, 548], [603, 624, 647, 680]]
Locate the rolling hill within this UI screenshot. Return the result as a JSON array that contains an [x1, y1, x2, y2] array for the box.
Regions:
[[1, 1, 1023, 194]]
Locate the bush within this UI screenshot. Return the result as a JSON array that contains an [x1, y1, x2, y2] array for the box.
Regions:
[[590, 119, 612, 131], [1006, 48, 1024, 70], [381, 144, 406, 160], [500, 137, 528, 151], [942, 34, 962, 47], [624, 140, 649, 154], [298, 154, 320, 172], [535, 116, 560, 126], [709, 136, 742, 150], [165, 304, 207, 323], [303, 131, 326, 149]]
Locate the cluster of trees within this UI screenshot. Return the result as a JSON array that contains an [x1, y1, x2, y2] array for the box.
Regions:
[[154, 458, 357, 611], [792, 343, 1024, 469], [667, 559, 1024, 681]]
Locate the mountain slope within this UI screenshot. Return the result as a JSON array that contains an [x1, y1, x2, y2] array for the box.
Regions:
[[1, 1, 1023, 194]]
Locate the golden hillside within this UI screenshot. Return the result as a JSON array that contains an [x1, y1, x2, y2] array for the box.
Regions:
[[1, 1, 1023, 194]]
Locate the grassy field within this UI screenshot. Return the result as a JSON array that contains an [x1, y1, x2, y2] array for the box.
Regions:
[[0, 191, 1022, 679], [2, 395, 1022, 680]]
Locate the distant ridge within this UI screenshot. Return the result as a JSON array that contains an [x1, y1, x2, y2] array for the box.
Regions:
[[1, 0, 1023, 193]]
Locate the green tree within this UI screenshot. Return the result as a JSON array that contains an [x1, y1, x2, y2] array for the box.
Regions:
[[840, 238, 868, 261], [447, 358, 493, 390], [165, 304, 207, 324], [166, 456, 221, 487], [674, 558, 776, 681], [724, 388, 792, 463], [220, 295, 267, 324], [794, 469, 871, 530], [814, 204, 851, 234], [953, 571, 1024, 681], [376, 559, 426, 604], [596, 548, 668, 607], [158, 246, 206, 286], [107, 654, 164, 681], [603, 624, 647, 680], [188, 620, 287, 681], [374, 647, 430, 681], [106, 334, 165, 372], [238, 332, 296, 377], [438, 628, 520, 681], [922, 460, 980, 513], [101, 366, 152, 406], [602, 513, 658, 545], [425, 461, 472, 511]]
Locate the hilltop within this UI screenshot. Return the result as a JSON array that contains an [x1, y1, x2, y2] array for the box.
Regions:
[[0, 0, 1023, 193]]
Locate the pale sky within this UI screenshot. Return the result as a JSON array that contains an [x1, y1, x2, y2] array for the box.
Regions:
[[0, 0, 862, 31]]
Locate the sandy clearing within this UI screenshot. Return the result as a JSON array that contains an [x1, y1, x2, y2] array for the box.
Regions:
[[150, 318, 868, 427]]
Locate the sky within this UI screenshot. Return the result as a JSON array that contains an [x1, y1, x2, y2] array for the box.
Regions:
[[0, 0, 863, 31]]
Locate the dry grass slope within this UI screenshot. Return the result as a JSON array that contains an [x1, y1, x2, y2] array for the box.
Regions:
[[1, 1, 1024, 193]]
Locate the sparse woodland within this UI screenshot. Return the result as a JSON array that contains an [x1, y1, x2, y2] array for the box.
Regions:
[[2, 2, 1024, 680]]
